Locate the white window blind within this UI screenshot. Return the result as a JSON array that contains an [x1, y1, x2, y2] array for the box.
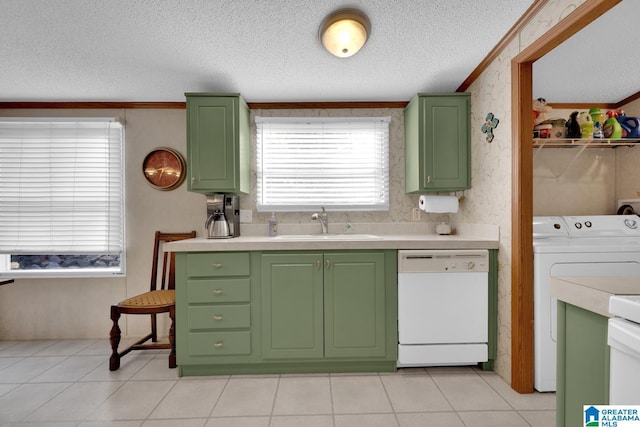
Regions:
[[0, 118, 125, 255], [256, 116, 390, 211]]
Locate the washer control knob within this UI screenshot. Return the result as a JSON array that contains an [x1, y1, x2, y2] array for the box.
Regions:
[[575, 222, 582, 229], [585, 221, 592, 228], [624, 218, 638, 229], [467, 261, 475, 270]]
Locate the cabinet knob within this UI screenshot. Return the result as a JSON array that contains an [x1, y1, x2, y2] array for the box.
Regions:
[[191, 177, 196, 184], [214, 341, 224, 348], [212, 263, 222, 269], [212, 290, 223, 295], [213, 315, 223, 321], [427, 175, 431, 184], [316, 260, 321, 269], [325, 259, 331, 269]]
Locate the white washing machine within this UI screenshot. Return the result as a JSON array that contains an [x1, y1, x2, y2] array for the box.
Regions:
[[533, 215, 640, 392]]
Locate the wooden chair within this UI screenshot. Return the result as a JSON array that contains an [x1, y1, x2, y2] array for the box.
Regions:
[[109, 230, 196, 371]]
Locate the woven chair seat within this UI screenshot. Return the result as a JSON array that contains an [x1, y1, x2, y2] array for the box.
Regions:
[[118, 289, 175, 308]]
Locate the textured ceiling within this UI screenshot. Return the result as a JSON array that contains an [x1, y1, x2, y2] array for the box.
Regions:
[[3, 1, 633, 105], [1, 0, 534, 103], [533, 0, 639, 104]]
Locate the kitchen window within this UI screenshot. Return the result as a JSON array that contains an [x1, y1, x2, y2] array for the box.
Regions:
[[256, 116, 390, 211], [0, 118, 125, 278]]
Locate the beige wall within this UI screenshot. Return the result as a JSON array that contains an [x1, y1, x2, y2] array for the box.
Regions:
[[0, 109, 205, 339], [616, 100, 640, 201], [461, 0, 590, 382]]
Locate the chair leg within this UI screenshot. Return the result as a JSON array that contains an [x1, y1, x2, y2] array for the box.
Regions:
[[109, 306, 121, 371], [151, 313, 158, 342], [169, 305, 176, 369]]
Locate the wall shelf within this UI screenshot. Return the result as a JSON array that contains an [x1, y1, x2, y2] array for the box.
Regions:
[[533, 138, 640, 180], [533, 138, 640, 148]]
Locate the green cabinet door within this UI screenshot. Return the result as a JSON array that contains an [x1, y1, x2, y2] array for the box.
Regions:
[[556, 301, 609, 427], [185, 93, 250, 194], [261, 253, 324, 359], [324, 252, 386, 358], [405, 93, 470, 193]]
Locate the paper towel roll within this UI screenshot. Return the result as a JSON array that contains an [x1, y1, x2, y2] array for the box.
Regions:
[[418, 195, 459, 213]]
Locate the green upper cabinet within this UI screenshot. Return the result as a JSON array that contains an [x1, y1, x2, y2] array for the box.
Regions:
[[185, 93, 250, 194], [404, 93, 470, 193]]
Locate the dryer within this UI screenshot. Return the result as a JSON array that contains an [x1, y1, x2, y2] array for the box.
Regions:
[[533, 215, 640, 392]]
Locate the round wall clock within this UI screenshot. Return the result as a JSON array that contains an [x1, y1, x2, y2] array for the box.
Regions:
[[142, 147, 187, 191]]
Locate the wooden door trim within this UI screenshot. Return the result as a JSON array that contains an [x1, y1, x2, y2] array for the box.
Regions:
[[510, 0, 622, 393]]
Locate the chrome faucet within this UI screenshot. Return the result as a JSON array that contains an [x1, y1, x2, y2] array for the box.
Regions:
[[311, 207, 329, 234]]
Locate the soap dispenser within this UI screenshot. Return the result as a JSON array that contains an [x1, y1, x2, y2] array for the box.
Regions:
[[269, 212, 278, 237]]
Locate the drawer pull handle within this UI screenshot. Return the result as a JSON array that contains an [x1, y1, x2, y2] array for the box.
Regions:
[[212, 263, 222, 269], [214, 341, 223, 348], [212, 290, 223, 295], [213, 315, 223, 321]]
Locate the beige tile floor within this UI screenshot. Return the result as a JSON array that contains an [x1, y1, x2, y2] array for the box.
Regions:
[[0, 340, 555, 426]]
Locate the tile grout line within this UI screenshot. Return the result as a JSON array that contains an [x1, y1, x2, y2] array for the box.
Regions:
[[267, 374, 281, 427], [206, 373, 231, 419], [476, 368, 543, 427], [427, 368, 473, 427], [328, 373, 336, 427], [377, 372, 401, 427]]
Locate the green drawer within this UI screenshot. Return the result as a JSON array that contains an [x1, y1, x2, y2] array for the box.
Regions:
[[187, 252, 250, 277], [188, 304, 250, 330], [187, 331, 251, 356], [187, 278, 250, 303]]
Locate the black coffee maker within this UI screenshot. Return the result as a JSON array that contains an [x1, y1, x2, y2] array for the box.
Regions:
[[205, 193, 240, 238]]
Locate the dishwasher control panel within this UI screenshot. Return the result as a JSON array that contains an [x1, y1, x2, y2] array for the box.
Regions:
[[398, 249, 489, 273]]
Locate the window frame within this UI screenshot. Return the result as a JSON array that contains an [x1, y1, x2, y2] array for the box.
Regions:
[[0, 117, 126, 279]]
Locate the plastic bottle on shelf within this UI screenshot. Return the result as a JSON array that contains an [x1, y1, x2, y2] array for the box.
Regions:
[[589, 107, 604, 138], [617, 112, 640, 138], [603, 110, 623, 139], [577, 112, 593, 139]]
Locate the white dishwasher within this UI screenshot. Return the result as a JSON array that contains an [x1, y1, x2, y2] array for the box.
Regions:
[[397, 249, 489, 367]]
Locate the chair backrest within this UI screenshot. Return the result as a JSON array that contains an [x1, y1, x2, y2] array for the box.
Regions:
[[150, 231, 196, 292]]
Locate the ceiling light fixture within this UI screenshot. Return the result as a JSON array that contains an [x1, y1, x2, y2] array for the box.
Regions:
[[319, 8, 371, 58]]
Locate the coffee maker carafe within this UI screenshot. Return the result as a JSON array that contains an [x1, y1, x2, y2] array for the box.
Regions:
[[205, 193, 240, 239]]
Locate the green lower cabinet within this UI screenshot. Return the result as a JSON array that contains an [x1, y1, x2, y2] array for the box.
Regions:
[[262, 251, 390, 361], [261, 254, 324, 359], [176, 250, 397, 376], [556, 301, 609, 427], [324, 253, 386, 358]]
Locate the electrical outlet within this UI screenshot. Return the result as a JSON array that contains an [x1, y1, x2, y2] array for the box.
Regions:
[[412, 207, 421, 221], [239, 209, 253, 223]]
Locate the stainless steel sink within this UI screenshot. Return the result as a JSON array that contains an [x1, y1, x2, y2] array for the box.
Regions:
[[274, 234, 383, 241]]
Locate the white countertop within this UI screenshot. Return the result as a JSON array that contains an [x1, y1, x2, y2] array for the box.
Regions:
[[165, 233, 499, 252], [550, 276, 640, 318]]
